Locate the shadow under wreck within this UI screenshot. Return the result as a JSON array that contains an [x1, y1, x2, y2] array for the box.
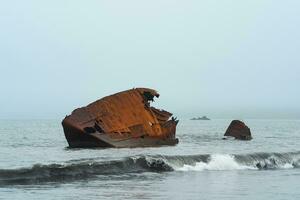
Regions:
[[62, 88, 179, 148]]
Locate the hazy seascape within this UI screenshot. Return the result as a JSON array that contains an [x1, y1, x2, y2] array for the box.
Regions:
[[1, 1, 300, 199]]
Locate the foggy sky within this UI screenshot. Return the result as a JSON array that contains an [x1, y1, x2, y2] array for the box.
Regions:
[[1, 0, 299, 119]]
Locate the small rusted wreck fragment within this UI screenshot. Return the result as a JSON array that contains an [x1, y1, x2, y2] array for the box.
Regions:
[[224, 120, 252, 140], [62, 88, 179, 148]]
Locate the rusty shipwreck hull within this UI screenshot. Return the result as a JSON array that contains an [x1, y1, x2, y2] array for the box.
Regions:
[[62, 88, 179, 148]]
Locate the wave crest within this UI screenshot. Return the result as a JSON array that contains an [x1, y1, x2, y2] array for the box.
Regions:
[[177, 154, 255, 171], [0, 151, 299, 185]]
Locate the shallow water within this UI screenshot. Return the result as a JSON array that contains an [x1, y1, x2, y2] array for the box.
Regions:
[[0, 119, 300, 199]]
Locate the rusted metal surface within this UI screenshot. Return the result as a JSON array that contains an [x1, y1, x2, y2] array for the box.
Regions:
[[224, 120, 252, 140], [62, 88, 179, 148]]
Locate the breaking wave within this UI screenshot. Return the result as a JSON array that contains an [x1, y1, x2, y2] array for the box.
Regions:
[[1, 151, 299, 185], [177, 154, 255, 171]]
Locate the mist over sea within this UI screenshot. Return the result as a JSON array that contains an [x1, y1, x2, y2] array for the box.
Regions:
[[0, 119, 300, 200]]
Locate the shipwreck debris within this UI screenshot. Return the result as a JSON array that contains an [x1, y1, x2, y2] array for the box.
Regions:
[[223, 120, 252, 140], [62, 88, 179, 148]]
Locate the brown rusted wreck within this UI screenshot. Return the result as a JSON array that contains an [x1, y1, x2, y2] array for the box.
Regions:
[[224, 120, 252, 140], [62, 88, 179, 148]]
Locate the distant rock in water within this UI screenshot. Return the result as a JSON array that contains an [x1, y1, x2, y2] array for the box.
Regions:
[[190, 116, 210, 120], [224, 120, 252, 140]]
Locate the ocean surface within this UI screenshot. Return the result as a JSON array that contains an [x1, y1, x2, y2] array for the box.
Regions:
[[0, 119, 299, 200]]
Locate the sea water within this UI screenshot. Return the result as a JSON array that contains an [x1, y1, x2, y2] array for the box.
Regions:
[[0, 119, 299, 200]]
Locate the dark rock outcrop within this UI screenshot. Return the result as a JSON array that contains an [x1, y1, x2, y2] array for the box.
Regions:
[[190, 116, 210, 120], [224, 120, 252, 140]]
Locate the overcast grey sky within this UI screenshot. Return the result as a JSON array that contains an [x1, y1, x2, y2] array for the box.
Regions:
[[0, 0, 299, 119]]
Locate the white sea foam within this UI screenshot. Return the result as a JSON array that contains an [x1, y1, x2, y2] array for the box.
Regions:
[[176, 154, 255, 171], [281, 163, 294, 169]]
